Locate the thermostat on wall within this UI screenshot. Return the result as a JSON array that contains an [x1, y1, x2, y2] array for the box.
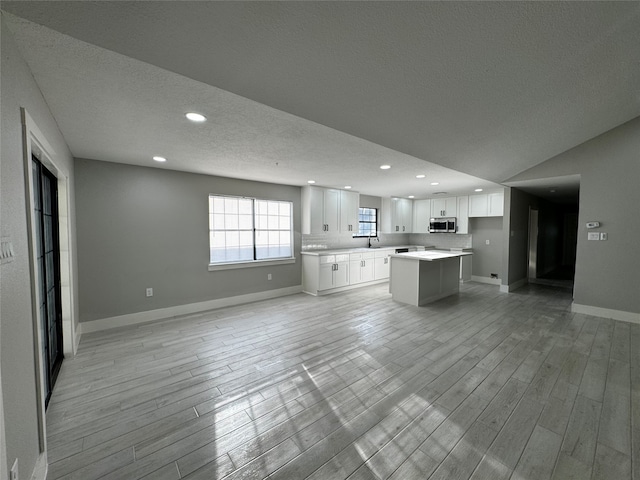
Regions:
[[586, 222, 600, 229]]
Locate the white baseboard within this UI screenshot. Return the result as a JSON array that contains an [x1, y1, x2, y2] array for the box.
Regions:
[[471, 275, 501, 286], [30, 452, 47, 480], [74, 323, 82, 353], [571, 303, 640, 324], [77, 285, 303, 335], [500, 277, 528, 293]]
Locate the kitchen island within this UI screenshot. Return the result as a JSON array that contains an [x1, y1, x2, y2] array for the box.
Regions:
[[389, 250, 473, 306]]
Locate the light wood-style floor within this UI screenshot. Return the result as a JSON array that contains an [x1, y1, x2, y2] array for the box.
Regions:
[[46, 282, 638, 480]]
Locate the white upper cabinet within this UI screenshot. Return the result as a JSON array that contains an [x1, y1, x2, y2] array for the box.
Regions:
[[469, 191, 504, 217], [412, 199, 431, 233], [488, 192, 504, 216], [431, 197, 457, 217], [381, 197, 413, 233], [456, 196, 469, 234], [302, 186, 360, 234], [469, 194, 488, 217], [339, 189, 359, 233]]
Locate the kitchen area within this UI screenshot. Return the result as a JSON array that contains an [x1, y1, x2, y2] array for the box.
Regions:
[[301, 187, 504, 301]]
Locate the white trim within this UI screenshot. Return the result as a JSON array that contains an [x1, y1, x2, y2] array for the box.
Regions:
[[208, 257, 296, 271], [29, 452, 48, 480], [77, 285, 303, 335], [500, 277, 528, 293], [571, 303, 640, 324], [0, 342, 6, 480], [471, 275, 501, 285]]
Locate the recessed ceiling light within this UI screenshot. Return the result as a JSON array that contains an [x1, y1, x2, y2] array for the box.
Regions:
[[153, 156, 167, 162], [408, 195, 415, 199], [380, 165, 391, 170], [416, 174, 426, 179], [344, 185, 352, 189], [185, 112, 206, 122], [307, 180, 316, 184], [475, 188, 483, 192], [430, 182, 439, 186]]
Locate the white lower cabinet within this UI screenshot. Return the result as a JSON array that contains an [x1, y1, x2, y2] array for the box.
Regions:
[[302, 248, 397, 295], [350, 252, 375, 285], [374, 249, 392, 280], [318, 254, 350, 290]]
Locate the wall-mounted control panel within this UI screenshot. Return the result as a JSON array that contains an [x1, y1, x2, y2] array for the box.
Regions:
[[586, 221, 600, 229]]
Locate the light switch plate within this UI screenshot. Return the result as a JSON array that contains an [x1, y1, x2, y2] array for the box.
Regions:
[[1, 238, 14, 265], [600, 232, 608, 241], [588, 232, 600, 241]]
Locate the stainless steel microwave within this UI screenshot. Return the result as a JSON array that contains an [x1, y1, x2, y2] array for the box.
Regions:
[[429, 217, 456, 233]]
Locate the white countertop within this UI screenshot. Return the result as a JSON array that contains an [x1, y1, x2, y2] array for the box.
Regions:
[[390, 250, 473, 261], [301, 245, 433, 256]]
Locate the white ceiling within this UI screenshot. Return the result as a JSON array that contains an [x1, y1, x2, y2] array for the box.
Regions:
[[3, 2, 639, 201]]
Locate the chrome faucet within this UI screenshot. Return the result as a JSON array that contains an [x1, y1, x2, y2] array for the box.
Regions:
[[368, 235, 380, 248]]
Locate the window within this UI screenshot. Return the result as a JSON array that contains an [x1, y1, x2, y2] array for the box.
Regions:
[[355, 207, 378, 237], [209, 195, 293, 265]]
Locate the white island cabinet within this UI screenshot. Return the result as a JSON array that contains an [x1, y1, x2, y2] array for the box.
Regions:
[[389, 250, 472, 306]]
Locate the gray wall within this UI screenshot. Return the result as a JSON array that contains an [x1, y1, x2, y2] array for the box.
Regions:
[[359, 194, 381, 210], [506, 116, 640, 314], [75, 159, 302, 322], [470, 217, 504, 279], [1, 15, 78, 480]]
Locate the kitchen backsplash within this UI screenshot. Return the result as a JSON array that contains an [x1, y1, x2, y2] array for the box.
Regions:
[[409, 233, 472, 249], [302, 232, 411, 251]]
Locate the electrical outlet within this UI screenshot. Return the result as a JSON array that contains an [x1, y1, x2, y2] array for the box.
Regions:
[[145, 288, 153, 297], [588, 232, 600, 241], [267, 273, 272, 280], [485, 239, 490, 245], [10, 458, 18, 480]]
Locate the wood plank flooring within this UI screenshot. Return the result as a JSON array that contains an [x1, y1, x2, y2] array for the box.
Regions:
[[45, 282, 637, 479]]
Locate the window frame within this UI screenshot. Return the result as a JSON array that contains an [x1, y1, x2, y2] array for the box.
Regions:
[[208, 194, 295, 271], [353, 206, 379, 238]]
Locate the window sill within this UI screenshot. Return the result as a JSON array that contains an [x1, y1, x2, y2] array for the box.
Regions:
[[208, 257, 296, 272]]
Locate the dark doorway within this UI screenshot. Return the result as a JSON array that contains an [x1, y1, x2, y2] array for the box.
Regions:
[[32, 156, 64, 407], [531, 205, 579, 290]]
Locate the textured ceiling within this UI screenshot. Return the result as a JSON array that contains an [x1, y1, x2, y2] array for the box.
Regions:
[[2, 1, 639, 200]]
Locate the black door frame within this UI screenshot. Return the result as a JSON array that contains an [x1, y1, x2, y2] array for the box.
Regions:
[[32, 156, 64, 407]]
